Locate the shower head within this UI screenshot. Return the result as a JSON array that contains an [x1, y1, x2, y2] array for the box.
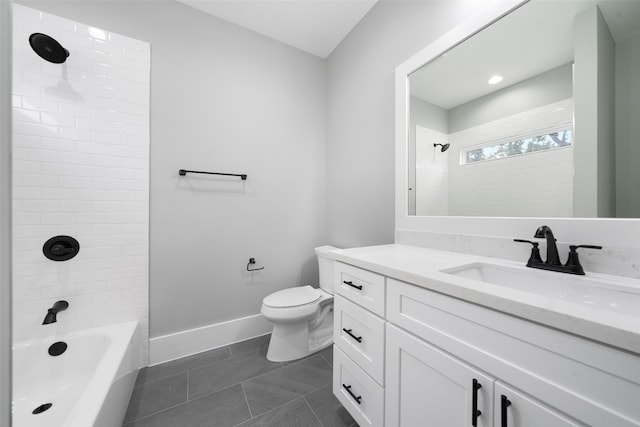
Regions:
[[433, 143, 450, 152], [29, 33, 69, 64]]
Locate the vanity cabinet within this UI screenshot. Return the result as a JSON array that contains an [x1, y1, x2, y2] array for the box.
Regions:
[[386, 323, 494, 427], [332, 259, 640, 427], [333, 262, 386, 427], [386, 324, 584, 427]]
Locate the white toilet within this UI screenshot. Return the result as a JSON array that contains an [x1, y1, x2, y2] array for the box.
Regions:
[[261, 246, 339, 362]]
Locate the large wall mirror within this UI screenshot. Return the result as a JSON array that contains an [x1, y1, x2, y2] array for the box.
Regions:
[[406, 0, 640, 219]]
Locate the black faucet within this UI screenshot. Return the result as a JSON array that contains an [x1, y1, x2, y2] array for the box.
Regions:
[[514, 226, 602, 275], [42, 300, 69, 325], [533, 225, 561, 265]]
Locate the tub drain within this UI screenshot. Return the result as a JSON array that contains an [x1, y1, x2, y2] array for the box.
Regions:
[[48, 341, 67, 356], [32, 403, 52, 414]]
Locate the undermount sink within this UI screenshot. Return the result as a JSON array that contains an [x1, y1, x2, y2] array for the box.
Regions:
[[442, 262, 640, 316]]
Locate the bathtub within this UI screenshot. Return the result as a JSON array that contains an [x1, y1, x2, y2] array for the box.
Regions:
[[12, 321, 139, 427]]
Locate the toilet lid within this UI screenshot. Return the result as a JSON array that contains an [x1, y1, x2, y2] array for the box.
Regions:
[[263, 285, 321, 308]]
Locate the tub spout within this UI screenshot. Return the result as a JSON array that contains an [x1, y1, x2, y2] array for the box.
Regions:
[[42, 300, 69, 325]]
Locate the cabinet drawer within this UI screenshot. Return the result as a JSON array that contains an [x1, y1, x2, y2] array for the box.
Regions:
[[333, 345, 384, 427], [334, 295, 385, 385], [334, 262, 385, 316]]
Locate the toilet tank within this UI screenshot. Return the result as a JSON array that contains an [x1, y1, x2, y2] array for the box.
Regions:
[[315, 246, 339, 294]]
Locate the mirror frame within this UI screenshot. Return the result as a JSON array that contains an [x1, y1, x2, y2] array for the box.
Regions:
[[394, 0, 640, 248]]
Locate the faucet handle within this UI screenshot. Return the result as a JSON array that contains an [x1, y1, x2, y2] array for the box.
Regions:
[[569, 245, 603, 251], [514, 239, 543, 266], [565, 245, 602, 275]]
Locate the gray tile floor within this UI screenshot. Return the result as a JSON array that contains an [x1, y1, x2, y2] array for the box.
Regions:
[[123, 335, 358, 427]]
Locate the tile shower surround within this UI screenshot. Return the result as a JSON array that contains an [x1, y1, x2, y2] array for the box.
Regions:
[[11, 5, 150, 365]]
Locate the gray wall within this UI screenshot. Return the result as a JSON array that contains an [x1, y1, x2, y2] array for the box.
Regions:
[[20, 0, 326, 338], [1, 1, 11, 424], [448, 63, 573, 133], [325, 0, 484, 248], [615, 33, 640, 217], [573, 6, 616, 217]]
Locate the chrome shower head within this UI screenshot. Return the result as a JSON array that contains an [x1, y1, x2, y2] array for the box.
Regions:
[[434, 143, 450, 152]]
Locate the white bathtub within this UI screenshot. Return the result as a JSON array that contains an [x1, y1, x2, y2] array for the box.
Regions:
[[12, 321, 139, 427]]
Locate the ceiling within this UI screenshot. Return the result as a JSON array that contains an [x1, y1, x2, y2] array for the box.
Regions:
[[176, 0, 378, 58], [410, 0, 640, 110]]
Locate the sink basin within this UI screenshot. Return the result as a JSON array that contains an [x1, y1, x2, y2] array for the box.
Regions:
[[442, 262, 640, 316]]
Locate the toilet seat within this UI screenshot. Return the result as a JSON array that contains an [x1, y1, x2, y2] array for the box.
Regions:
[[263, 285, 321, 308]]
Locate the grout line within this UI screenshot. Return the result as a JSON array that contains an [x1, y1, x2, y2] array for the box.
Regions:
[[232, 396, 308, 427], [127, 382, 249, 426], [123, 398, 188, 425], [240, 381, 253, 419], [135, 348, 234, 387], [303, 395, 325, 427]]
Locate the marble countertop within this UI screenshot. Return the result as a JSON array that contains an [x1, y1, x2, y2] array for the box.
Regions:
[[332, 244, 640, 355]]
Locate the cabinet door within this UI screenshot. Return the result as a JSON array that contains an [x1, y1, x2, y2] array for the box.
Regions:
[[495, 382, 585, 427], [386, 324, 494, 427]]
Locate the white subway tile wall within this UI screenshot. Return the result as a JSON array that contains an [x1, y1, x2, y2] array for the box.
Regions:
[[11, 5, 150, 366]]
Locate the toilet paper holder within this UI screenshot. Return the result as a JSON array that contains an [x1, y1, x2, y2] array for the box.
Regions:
[[247, 258, 264, 272]]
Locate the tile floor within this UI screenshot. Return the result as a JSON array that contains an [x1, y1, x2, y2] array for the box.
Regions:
[[123, 335, 358, 427]]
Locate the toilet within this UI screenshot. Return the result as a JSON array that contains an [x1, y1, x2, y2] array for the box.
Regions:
[[261, 246, 339, 362]]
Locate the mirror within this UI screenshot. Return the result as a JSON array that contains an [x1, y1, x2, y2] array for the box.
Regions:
[[408, 0, 640, 218]]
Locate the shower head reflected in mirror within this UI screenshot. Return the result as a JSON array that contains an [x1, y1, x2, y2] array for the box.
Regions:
[[433, 143, 450, 152]]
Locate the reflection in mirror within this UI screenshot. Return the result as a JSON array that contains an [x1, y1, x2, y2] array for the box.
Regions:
[[408, 0, 640, 218]]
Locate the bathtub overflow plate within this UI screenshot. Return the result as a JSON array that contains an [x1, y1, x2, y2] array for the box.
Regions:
[[48, 341, 68, 356]]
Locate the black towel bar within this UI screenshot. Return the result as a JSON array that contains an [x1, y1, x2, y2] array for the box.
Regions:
[[179, 169, 247, 180]]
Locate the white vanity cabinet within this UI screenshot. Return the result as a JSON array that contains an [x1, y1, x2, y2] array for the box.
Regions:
[[386, 323, 495, 427], [386, 324, 585, 427], [332, 262, 386, 427], [385, 278, 639, 427], [332, 258, 640, 427]]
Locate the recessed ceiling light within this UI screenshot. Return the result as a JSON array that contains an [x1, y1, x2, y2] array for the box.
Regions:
[[488, 75, 503, 85]]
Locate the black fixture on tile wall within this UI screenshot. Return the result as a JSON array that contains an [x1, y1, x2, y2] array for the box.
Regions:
[[42, 235, 79, 261], [28, 33, 69, 64]]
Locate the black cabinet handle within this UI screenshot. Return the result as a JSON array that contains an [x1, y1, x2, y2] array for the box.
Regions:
[[501, 395, 511, 427], [343, 280, 363, 290], [342, 384, 362, 404], [342, 328, 363, 343], [472, 379, 482, 426]]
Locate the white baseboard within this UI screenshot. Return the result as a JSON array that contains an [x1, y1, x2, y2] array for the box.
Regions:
[[149, 313, 272, 366]]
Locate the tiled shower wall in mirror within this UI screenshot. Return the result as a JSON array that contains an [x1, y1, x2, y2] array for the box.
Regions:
[[11, 4, 150, 365]]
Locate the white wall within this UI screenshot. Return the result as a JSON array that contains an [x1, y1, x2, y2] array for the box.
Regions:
[[0, 1, 12, 424], [615, 32, 640, 217], [415, 126, 448, 216], [19, 1, 327, 352], [447, 100, 574, 217], [12, 4, 150, 363], [326, 0, 487, 248], [409, 96, 448, 215]]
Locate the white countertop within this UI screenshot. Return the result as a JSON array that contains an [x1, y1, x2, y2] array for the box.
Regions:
[[332, 244, 640, 355]]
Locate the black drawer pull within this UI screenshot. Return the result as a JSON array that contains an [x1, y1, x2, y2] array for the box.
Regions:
[[472, 378, 482, 427], [501, 395, 511, 427], [342, 328, 363, 343], [342, 384, 362, 404], [343, 280, 363, 290]]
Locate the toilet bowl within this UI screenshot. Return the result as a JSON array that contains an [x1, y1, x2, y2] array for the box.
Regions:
[[261, 246, 339, 362]]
